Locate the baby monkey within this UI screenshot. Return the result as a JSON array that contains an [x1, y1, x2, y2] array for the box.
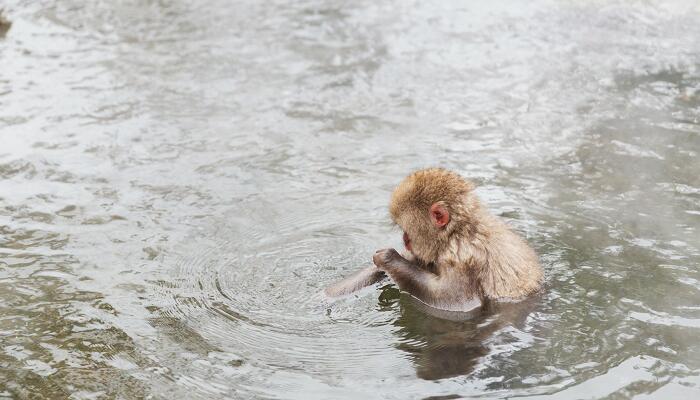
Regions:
[[325, 168, 542, 311]]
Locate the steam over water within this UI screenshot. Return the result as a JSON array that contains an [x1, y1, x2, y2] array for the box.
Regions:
[[1, 0, 700, 398]]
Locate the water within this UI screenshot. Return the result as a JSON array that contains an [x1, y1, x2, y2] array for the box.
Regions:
[[1, 0, 699, 398]]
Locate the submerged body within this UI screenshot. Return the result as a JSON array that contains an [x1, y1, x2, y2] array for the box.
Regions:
[[327, 168, 543, 311]]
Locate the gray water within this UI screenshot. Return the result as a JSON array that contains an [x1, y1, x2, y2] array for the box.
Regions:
[[1, 0, 700, 398]]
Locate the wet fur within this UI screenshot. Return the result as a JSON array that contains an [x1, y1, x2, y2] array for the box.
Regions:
[[375, 168, 543, 310], [323, 266, 386, 297]]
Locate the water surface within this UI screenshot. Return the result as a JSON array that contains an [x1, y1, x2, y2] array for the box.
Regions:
[[1, 0, 700, 398]]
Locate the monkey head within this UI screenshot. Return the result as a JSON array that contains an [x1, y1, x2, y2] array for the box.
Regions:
[[389, 168, 478, 264]]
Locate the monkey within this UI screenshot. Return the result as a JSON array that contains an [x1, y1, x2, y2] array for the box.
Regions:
[[373, 168, 543, 311], [324, 168, 542, 312], [323, 265, 386, 297]]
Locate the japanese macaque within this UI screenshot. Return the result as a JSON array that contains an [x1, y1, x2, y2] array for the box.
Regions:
[[323, 265, 385, 297], [325, 168, 542, 311]]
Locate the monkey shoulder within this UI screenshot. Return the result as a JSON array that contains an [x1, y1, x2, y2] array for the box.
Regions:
[[477, 227, 543, 300]]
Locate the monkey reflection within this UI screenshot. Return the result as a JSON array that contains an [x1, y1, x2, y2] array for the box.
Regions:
[[386, 290, 540, 380]]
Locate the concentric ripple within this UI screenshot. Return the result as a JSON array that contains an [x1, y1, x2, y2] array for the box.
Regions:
[[149, 229, 412, 393]]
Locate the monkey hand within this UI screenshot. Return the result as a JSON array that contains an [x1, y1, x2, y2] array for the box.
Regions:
[[373, 248, 403, 270]]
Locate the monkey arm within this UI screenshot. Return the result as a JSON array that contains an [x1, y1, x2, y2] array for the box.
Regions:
[[372, 249, 441, 301], [324, 266, 387, 297], [373, 248, 480, 311]]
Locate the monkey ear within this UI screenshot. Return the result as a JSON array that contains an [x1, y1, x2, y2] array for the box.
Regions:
[[429, 203, 450, 228]]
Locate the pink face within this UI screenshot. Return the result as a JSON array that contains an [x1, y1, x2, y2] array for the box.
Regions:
[[401, 203, 449, 256]]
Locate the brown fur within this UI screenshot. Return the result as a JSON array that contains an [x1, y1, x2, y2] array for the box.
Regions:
[[374, 168, 542, 310]]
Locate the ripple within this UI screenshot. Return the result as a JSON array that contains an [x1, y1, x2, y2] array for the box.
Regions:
[[3, 0, 700, 398]]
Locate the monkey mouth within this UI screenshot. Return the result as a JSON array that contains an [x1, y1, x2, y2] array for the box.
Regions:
[[403, 231, 412, 252]]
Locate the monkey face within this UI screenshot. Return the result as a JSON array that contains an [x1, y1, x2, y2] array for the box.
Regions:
[[390, 168, 474, 264], [395, 213, 441, 264]]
